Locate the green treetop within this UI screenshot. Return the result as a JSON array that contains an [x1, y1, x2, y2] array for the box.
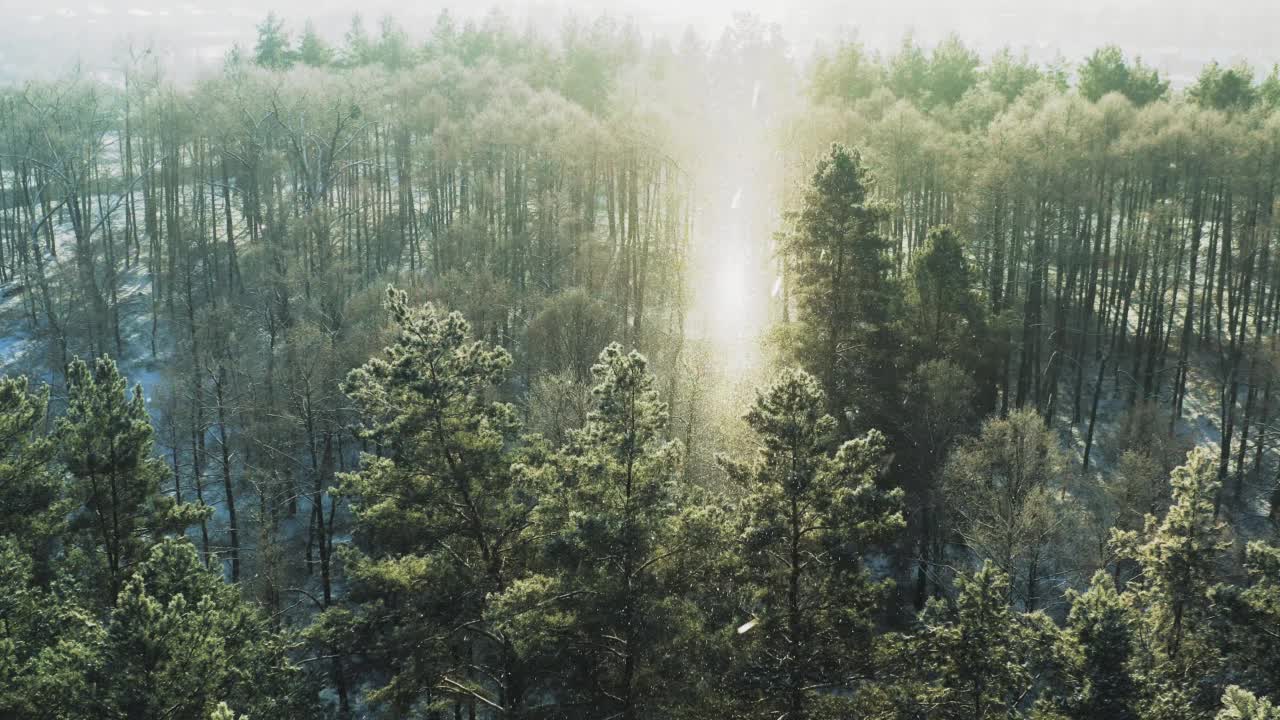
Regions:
[[339, 287, 535, 715], [718, 368, 903, 720], [58, 356, 201, 605]]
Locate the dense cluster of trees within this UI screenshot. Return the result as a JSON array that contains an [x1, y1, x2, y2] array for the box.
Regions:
[[3, 9, 1280, 719]]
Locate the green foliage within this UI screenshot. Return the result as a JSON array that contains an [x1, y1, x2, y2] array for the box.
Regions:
[[1112, 447, 1229, 716], [917, 562, 1055, 719], [58, 356, 198, 605], [1260, 65, 1280, 110], [777, 143, 898, 426], [340, 15, 374, 67], [985, 47, 1048, 102], [340, 286, 533, 714], [1208, 541, 1280, 697], [1189, 61, 1257, 112], [296, 21, 333, 67], [103, 539, 311, 720], [1218, 687, 1280, 720], [253, 13, 293, 70], [518, 343, 725, 718], [0, 536, 105, 719], [208, 703, 248, 720], [11, 14, 1280, 720], [928, 35, 981, 106], [0, 376, 62, 561], [375, 16, 413, 70], [719, 368, 903, 719], [1077, 45, 1168, 105], [887, 35, 930, 104], [909, 225, 985, 364], [944, 408, 1069, 609], [1045, 571, 1140, 720], [809, 39, 881, 105], [0, 536, 306, 720], [1112, 447, 1226, 657]]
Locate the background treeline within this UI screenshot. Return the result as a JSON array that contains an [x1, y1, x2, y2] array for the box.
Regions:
[[2, 9, 1280, 720]]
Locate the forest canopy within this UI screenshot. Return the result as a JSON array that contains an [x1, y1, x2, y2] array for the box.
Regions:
[[2, 7, 1280, 720]]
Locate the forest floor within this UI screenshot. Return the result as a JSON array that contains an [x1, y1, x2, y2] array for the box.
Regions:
[[1056, 345, 1277, 551]]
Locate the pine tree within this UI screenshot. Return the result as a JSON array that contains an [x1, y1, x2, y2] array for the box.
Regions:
[[0, 376, 62, 563], [1209, 541, 1280, 697], [296, 20, 333, 67], [1078, 46, 1168, 104], [1217, 687, 1280, 720], [0, 537, 105, 719], [1111, 447, 1228, 715], [104, 538, 311, 720], [777, 143, 900, 430], [718, 368, 903, 720], [1049, 571, 1140, 720], [909, 225, 987, 370], [1112, 447, 1226, 660], [208, 702, 249, 720], [516, 343, 723, 719], [253, 12, 293, 70], [58, 356, 202, 605], [918, 562, 1053, 720], [339, 287, 534, 716], [340, 15, 373, 67]]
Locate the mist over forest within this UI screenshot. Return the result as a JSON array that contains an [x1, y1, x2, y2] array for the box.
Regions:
[[3, 1, 1280, 719]]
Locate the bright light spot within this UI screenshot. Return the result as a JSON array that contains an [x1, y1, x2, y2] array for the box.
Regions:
[[730, 187, 742, 209], [712, 262, 748, 319], [770, 275, 782, 298]]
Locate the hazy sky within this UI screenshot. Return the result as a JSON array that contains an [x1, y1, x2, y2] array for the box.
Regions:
[[1, 0, 1277, 84]]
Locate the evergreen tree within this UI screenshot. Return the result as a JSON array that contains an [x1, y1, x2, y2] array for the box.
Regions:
[[984, 47, 1045, 102], [1189, 61, 1257, 112], [777, 143, 899, 431], [928, 35, 980, 105], [1209, 541, 1280, 697], [0, 537, 105, 719], [1112, 447, 1228, 715], [908, 225, 986, 371], [1078, 45, 1168, 104], [1218, 687, 1280, 720], [254, 12, 293, 70], [1259, 64, 1280, 109], [58, 356, 200, 605], [718, 368, 903, 720], [918, 561, 1054, 720], [103, 538, 311, 720], [887, 34, 930, 103], [340, 15, 373, 67], [1047, 571, 1140, 720], [809, 39, 881, 104], [0, 376, 62, 562], [339, 288, 535, 716], [375, 16, 412, 69], [209, 703, 249, 720], [517, 343, 724, 719], [296, 20, 333, 67]]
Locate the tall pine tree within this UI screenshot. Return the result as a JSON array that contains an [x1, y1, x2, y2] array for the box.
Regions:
[[718, 368, 903, 720]]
